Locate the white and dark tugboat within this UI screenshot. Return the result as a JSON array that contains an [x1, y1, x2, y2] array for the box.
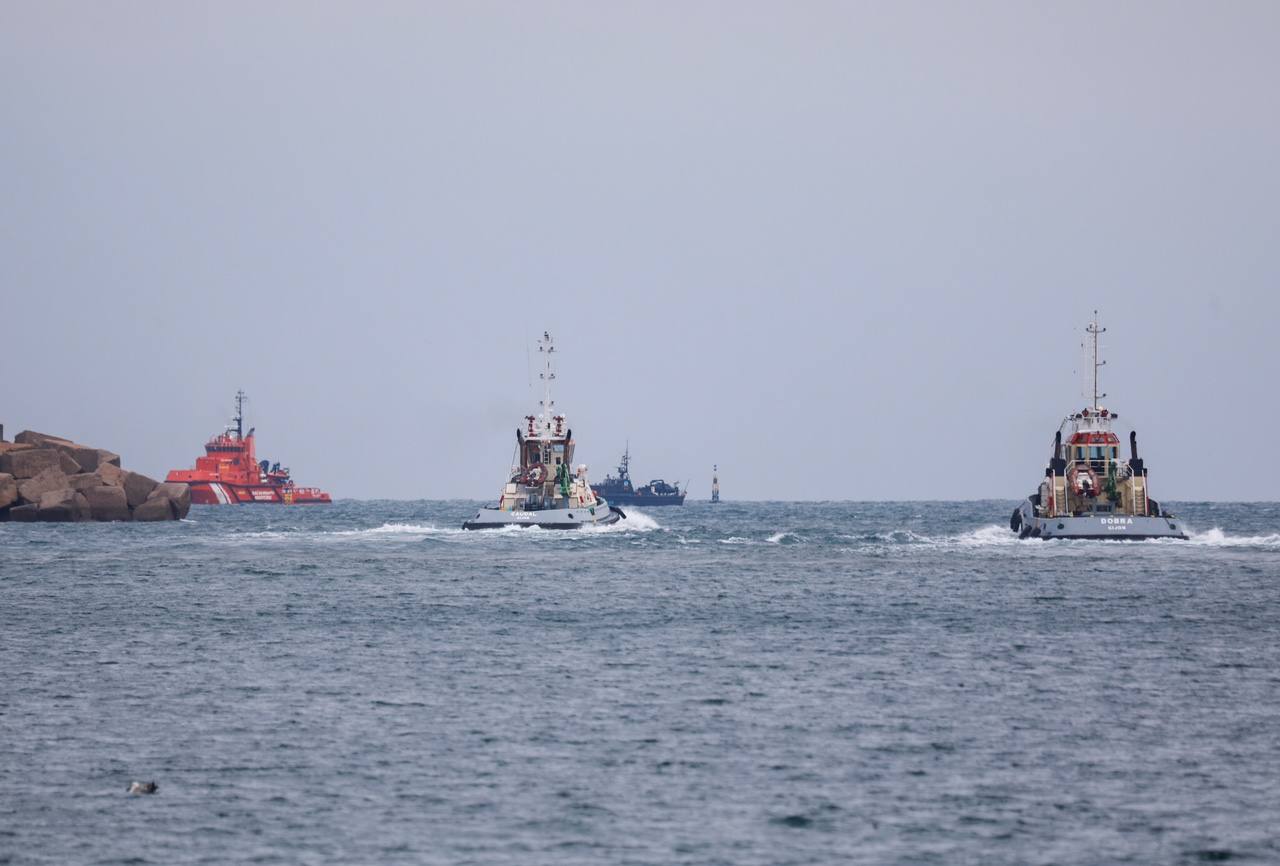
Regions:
[[463, 333, 625, 530], [1011, 314, 1186, 541]]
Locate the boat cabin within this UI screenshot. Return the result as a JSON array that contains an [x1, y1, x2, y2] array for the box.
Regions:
[[497, 410, 598, 512], [1038, 405, 1154, 519]]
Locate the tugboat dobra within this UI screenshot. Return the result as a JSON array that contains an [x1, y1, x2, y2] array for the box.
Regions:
[[1011, 314, 1184, 540], [463, 333, 624, 530]]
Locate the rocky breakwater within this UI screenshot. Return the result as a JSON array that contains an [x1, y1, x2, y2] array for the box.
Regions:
[[0, 428, 190, 522]]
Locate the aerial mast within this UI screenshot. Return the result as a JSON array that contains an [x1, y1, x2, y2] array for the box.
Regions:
[[537, 332, 556, 435], [234, 389, 247, 439], [1086, 312, 1106, 410]]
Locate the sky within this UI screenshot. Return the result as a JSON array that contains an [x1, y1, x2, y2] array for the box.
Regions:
[[2, 2, 1277, 500]]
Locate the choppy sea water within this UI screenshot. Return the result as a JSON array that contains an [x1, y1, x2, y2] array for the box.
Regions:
[[2, 500, 1279, 865]]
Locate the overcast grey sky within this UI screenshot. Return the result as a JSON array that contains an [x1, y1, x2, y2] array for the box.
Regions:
[[2, 2, 1277, 500]]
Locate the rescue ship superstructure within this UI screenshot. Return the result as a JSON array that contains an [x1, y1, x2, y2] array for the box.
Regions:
[[165, 391, 332, 505], [1011, 315, 1183, 540], [463, 333, 623, 529]]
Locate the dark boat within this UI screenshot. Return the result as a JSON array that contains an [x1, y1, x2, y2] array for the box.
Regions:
[[591, 447, 686, 506]]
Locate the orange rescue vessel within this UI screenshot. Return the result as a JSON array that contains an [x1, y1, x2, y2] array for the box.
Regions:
[[166, 390, 332, 505]]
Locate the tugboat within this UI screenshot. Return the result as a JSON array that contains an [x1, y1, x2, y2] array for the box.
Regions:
[[165, 390, 332, 505], [591, 446, 686, 506], [463, 333, 625, 530], [1011, 314, 1184, 540], [711, 465, 720, 503]]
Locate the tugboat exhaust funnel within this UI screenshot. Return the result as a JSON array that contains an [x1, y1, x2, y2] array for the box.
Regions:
[[1129, 430, 1139, 460]]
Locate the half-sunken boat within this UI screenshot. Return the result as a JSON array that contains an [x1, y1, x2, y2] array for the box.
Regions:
[[591, 446, 686, 506], [1011, 315, 1184, 540], [165, 390, 332, 505], [463, 333, 624, 530]]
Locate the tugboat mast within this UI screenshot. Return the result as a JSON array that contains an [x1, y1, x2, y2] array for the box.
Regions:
[[1086, 311, 1106, 410], [537, 332, 556, 436]]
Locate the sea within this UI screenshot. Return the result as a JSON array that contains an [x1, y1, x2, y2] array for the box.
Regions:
[[2, 501, 1278, 865]]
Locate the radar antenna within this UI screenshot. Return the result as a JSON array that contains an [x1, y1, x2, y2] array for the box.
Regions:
[[1086, 312, 1106, 410], [537, 331, 556, 433]]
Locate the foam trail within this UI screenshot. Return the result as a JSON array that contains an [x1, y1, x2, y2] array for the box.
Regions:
[[767, 531, 805, 544], [329, 522, 466, 537], [952, 525, 1021, 547], [836, 525, 1019, 549], [581, 509, 660, 533], [1184, 528, 1280, 548]]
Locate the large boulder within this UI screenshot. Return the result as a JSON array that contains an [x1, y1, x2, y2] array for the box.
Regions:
[[67, 473, 105, 492], [36, 489, 90, 522], [18, 467, 70, 503], [11, 433, 123, 473], [58, 451, 82, 474], [122, 471, 160, 507], [132, 496, 175, 521], [70, 447, 120, 472], [0, 448, 63, 479], [8, 503, 40, 521], [0, 441, 34, 456], [96, 462, 124, 486], [0, 473, 16, 509], [147, 482, 191, 519], [15, 430, 74, 448], [84, 484, 131, 521]]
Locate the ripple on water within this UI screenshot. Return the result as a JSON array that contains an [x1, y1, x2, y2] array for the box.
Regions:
[[1, 500, 1277, 864]]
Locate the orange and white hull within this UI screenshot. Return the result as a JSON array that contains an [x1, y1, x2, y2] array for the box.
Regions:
[[186, 482, 331, 505]]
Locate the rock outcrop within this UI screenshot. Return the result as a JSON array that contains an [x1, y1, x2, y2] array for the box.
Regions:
[[0, 447, 63, 479], [0, 473, 17, 509], [84, 484, 131, 521], [0, 427, 188, 523]]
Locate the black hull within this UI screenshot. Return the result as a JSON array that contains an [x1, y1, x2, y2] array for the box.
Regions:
[[589, 491, 685, 506]]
